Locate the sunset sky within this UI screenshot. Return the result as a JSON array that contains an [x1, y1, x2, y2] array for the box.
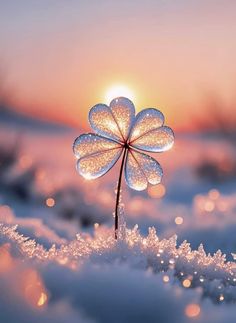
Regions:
[[0, 0, 236, 130]]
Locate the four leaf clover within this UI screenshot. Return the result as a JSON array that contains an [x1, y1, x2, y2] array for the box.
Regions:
[[73, 97, 174, 238]]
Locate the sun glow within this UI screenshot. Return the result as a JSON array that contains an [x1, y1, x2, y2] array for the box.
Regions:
[[105, 85, 135, 104]]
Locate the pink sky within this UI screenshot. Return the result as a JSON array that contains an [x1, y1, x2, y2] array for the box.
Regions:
[[0, 0, 236, 130]]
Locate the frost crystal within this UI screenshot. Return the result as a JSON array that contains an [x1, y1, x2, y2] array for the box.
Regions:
[[1, 223, 236, 303]]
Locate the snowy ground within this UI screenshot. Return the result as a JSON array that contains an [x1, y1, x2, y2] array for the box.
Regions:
[[0, 117, 236, 322], [1, 222, 236, 323]]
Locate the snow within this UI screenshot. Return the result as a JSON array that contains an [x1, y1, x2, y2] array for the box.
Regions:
[[1, 221, 236, 323], [1, 118, 236, 322]]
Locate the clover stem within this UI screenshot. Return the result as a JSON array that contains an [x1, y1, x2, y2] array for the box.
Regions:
[[115, 147, 128, 240]]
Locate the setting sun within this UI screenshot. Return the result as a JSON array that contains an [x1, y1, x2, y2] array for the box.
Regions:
[[104, 85, 135, 104]]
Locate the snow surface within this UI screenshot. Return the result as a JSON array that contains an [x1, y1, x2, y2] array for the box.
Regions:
[[1, 118, 236, 322], [1, 220, 236, 323]]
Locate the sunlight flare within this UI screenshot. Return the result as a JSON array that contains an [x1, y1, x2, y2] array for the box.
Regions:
[[104, 85, 135, 104]]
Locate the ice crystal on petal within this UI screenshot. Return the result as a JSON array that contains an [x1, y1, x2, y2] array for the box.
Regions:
[[73, 134, 122, 179], [125, 150, 163, 191], [89, 97, 135, 142], [73, 133, 121, 159], [129, 108, 164, 142], [77, 149, 122, 180], [130, 126, 174, 153], [89, 104, 123, 142], [109, 97, 135, 140]]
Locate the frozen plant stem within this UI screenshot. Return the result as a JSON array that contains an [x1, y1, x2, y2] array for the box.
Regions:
[[115, 147, 128, 239]]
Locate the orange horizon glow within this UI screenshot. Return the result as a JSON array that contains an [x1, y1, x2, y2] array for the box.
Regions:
[[1, 1, 236, 132]]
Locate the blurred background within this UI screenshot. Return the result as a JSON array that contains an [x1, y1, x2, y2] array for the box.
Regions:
[[0, 0, 236, 256]]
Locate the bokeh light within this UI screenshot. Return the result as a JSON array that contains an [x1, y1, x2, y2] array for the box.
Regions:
[[46, 198, 55, 208], [163, 275, 170, 283], [148, 184, 166, 199], [175, 216, 184, 225], [23, 269, 48, 308], [185, 304, 201, 318], [182, 279, 191, 288]]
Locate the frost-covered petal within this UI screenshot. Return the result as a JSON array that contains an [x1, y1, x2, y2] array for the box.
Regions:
[[73, 133, 121, 158], [89, 97, 135, 142], [77, 150, 123, 180], [109, 97, 136, 140], [129, 108, 165, 142], [73, 133, 122, 179], [130, 126, 174, 153], [125, 150, 163, 191]]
